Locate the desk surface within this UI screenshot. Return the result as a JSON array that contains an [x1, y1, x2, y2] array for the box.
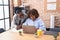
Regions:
[[0, 30, 54, 40], [57, 32, 60, 40]]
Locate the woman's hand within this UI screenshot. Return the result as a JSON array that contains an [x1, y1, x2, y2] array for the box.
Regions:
[[16, 24, 22, 30]]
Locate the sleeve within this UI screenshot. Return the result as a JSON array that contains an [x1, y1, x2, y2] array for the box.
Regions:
[[11, 14, 17, 29], [23, 19, 28, 25], [38, 19, 46, 31]]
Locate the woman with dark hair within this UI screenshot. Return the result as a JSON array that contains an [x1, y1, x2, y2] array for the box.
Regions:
[[11, 7, 27, 30], [23, 9, 46, 31]]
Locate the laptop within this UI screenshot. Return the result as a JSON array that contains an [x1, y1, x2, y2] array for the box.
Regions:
[[22, 25, 37, 34]]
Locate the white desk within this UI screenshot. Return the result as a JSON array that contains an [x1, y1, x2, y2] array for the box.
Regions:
[[0, 29, 54, 40]]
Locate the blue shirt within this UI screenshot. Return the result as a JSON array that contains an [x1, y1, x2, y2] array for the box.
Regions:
[[23, 17, 46, 31]]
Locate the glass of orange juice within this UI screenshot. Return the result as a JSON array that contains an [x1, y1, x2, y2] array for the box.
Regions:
[[37, 29, 43, 37]]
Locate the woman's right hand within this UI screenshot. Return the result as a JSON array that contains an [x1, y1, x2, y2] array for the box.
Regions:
[[16, 25, 22, 30]]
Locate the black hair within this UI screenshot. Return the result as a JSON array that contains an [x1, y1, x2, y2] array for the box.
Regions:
[[14, 7, 24, 14], [14, 7, 20, 13], [16, 8, 22, 14]]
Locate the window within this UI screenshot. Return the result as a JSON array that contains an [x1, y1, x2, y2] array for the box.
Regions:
[[0, 0, 3, 4], [0, 0, 10, 30], [44, 0, 60, 12], [0, 6, 3, 19], [47, 3, 56, 10], [44, 0, 57, 12]]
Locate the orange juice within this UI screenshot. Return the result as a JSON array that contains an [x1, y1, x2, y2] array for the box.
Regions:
[[37, 29, 42, 37]]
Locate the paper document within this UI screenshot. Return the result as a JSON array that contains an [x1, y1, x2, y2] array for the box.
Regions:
[[11, 28, 23, 32]]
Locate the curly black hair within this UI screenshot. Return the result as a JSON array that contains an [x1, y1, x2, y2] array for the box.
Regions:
[[14, 7, 24, 14]]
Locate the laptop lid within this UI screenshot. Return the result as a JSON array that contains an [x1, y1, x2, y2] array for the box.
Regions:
[[22, 25, 37, 34]]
